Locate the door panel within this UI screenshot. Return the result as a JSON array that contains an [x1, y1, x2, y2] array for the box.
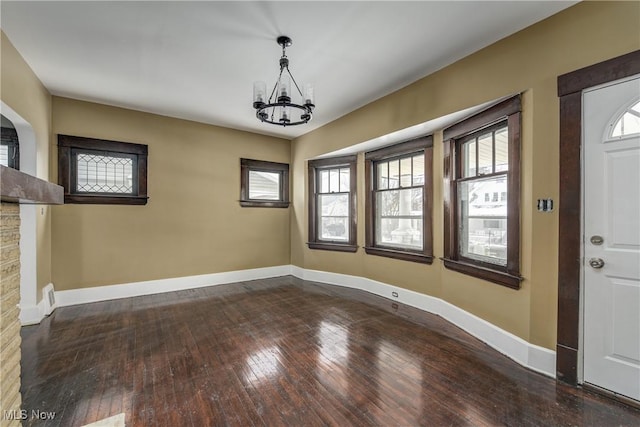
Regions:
[[606, 148, 640, 249], [583, 76, 640, 402]]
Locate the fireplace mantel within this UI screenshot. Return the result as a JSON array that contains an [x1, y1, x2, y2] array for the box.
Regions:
[[0, 165, 63, 204]]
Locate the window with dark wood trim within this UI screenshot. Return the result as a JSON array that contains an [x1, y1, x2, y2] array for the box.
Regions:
[[1, 127, 20, 170], [365, 136, 433, 264], [58, 134, 148, 205], [442, 95, 522, 289], [240, 158, 290, 208], [307, 155, 357, 252]]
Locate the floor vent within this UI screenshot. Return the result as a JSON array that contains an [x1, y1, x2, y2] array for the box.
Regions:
[[42, 283, 57, 316]]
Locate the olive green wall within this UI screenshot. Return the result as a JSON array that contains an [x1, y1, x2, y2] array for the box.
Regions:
[[290, 1, 640, 350], [51, 97, 291, 290], [1, 31, 53, 298]]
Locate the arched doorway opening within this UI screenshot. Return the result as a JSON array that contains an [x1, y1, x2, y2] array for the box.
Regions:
[[1, 101, 39, 324]]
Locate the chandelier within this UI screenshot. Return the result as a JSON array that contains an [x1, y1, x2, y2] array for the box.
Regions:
[[253, 36, 315, 127]]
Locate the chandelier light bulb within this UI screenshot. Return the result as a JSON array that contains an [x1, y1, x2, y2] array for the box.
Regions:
[[253, 81, 266, 108], [278, 75, 291, 103], [303, 83, 315, 107]]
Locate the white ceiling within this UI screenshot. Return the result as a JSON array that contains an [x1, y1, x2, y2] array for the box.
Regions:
[[0, 1, 577, 140]]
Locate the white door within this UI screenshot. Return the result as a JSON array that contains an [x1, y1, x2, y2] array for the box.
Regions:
[[583, 76, 640, 401]]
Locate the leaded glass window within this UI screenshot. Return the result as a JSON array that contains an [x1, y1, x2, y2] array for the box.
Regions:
[[58, 134, 148, 205], [76, 152, 134, 194]]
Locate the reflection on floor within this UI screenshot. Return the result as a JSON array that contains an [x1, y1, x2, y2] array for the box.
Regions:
[[81, 413, 124, 427], [21, 276, 640, 426]]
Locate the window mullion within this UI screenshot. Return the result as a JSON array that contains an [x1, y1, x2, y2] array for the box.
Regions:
[[474, 138, 479, 178], [492, 130, 496, 174]]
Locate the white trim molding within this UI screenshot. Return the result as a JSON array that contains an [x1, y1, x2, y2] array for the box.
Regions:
[[35, 264, 556, 377], [55, 265, 292, 308], [290, 266, 556, 378], [19, 301, 45, 326]]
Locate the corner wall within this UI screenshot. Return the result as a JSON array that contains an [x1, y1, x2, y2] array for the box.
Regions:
[[1, 31, 53, 314], [290, 1, 640, 349], [51, 98, 291, 290]]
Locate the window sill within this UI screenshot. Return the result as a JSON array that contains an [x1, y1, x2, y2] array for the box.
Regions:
[[364, 246, 433, 264], [307, 242, 358, 253], [64, 194, 148, 205], [441, 258, 522, 289], [239, 200, 290, 208]]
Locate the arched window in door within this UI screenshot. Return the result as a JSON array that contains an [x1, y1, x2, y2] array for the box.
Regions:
[[611, 99, 640, 138], [1, 114, 20, 170]]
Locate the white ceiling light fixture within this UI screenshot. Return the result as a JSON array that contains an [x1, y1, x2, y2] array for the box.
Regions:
[[253, 36, 315, 127]]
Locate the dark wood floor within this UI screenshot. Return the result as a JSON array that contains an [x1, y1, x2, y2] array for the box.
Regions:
[[20, 276, 640, 426]]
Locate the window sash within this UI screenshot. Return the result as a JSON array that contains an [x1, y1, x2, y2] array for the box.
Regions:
[[374, 153, 425, 191], [248, 170, 283, 201], [58, 134, 148, 205], [1, 127, 20, 170], [457, 175, 508, 267], [374, 186, 424, 251], [308, 155, 357, 251], [442, 95, 521, 288], [240, 158, 290, 208], [72, 149, 138, 195], [458, 122, 509, 179], [364, 135, 433, 264], [317, 192, 350, 242]]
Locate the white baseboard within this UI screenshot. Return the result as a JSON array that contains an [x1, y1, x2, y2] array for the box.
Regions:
[[26, 264, 556, 377], [290, 265, 556, 378], [55, 265, 292, 308], [19, 300, 45, 326]]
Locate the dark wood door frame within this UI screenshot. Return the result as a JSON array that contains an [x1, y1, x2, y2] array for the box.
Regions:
[[556, 50, 640, 385]]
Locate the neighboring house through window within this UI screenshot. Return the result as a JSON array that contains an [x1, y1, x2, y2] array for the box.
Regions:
[[308, 155, 357, 252], [58, 134, 148, 205], [240, 158, 290, 208], [364, 136, 433, 264], [442, 95, 522, 288]]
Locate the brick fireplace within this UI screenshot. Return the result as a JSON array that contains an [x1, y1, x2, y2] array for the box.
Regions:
[[0, 166, 62, 426]]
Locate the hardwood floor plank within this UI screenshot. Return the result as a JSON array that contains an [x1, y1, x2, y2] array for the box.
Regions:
[[20, 276, 640, 426]]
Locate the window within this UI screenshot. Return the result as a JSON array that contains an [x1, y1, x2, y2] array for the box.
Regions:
[[365, 136, 433, 264], [58, 134, 148, 205], [611, 100, 640, 137], [240, 158, 289, 208], [442, 95, 522, 289], [308, 155, 357, 252], [1, 125, 20, 170]]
